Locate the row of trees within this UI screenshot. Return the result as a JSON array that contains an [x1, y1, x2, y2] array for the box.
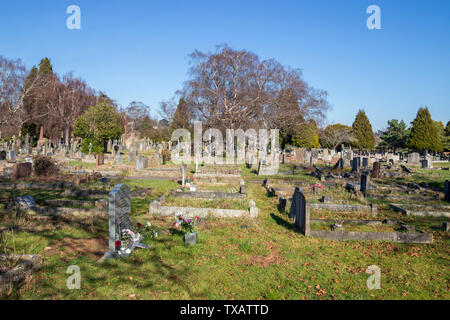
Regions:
[[379, 107, 449, 153], [0, 56, 98, 143], [2, 48, 447, 155]]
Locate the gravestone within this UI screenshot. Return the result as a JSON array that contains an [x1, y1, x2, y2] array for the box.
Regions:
[[445, 180, 450, 202], [182, 164, 187, 187], [289, 187, 310, 236], [351, 157, 360, 172], [407, 152, 420, 164], [136, 156, 144, 170], [0, 150, 6, 161], [360, 173, 370, 194], [108, 184, 132, 252], [8, 150, 16, 161], [371, 162, 380, 178], [102, 184, 152, 260], [12, 163, 32, 180], [362, 157, 369, 168], [240, 179, 246, 194], [96, 153, 104, 166]]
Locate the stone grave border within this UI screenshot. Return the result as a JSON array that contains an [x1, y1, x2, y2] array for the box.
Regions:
[[287, 188, 433, 244], [0, 254, 42, 297], [149, 197, 258, 219], [390, 203, 450, 218]]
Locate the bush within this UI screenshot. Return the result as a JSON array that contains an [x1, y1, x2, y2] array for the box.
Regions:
[[33, 156, 59, 176]]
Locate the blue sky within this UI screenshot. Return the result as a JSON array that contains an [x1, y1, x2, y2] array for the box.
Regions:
[[1, 0, 449, 130]]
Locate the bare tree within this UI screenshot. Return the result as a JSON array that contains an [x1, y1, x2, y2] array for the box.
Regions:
[[180, 45, 329, 132], [0, 56, 43, 133]]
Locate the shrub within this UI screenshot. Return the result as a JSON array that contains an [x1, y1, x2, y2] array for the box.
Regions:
[[33, 156, 59, 176]]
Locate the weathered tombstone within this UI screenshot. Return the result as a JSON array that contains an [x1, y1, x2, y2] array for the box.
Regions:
[[104, 184, 133, 259], [136, 156, 144, 170], [371, 162, 380, 178], [0, 150, 6, 161], [12, 163, 32, 180], [8, 150, 16, 161], [360, 173, 370, 194], [445, 180, 450, 202], [240, 179, 246, 194], [96, 153, 104, 166], [289, 187, 310, 236], [162, 153, 166, 165]]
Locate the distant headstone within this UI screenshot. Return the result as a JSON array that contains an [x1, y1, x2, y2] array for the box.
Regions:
[[360, 173, 370, 194], [182, 164, 187, 187], [445, 180, 450, 203], [362, 157, 369, 168], [12, 162, 32, 180], [240, 179, 246, 194], [351, 157, 360, 172], [407, 152, 420, 164], [96, 153, 104, 166], [136, 156, 144, 170], [0, 150, 6, 161], [8, 150, 16, 161], [371, 162, 381, 178]]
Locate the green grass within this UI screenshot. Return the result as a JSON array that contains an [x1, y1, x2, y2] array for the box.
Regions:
[[0, 168, 449, 300]]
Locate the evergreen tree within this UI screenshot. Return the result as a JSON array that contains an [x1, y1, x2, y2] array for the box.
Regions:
[[171, 98, 190, 132], [445, 121, 450, 137], [73, 100, 124, 154], [38, 57, 53, 75], [352, 110, 376, 150], [379, 119, 409, 153], [408, 107, 443, 153], [292, 119, 320, 148]]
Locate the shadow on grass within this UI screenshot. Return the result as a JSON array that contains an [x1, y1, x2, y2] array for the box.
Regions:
[[270, 213, 296, 231]]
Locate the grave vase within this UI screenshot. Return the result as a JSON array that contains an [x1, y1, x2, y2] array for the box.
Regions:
[[189, 184, 197, 192], [184, 232, 198, 245]]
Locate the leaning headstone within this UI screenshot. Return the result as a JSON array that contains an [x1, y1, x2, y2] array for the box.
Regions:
[[289, 187, 310, 236]]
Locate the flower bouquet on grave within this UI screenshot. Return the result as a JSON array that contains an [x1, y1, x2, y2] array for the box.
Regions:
[[311, 183, 323, 194], [174, 212, 199, 245], [136, 221, 159, 241], [185, 176, 194, 188]]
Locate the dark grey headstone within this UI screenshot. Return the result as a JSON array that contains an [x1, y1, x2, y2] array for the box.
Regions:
[[0, 150, 6, 161], [361, 173, 370, 193], [445, 180, 450, 202], [289, 187, 310, 236]]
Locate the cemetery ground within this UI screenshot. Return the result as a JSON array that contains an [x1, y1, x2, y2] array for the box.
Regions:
[[0, 161, 449, 300]]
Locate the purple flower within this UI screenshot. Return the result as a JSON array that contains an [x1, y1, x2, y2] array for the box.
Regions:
[[185, 219, 192, 224]]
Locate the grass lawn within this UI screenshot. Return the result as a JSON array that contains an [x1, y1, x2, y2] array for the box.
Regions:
[[1, 175, 449, 300]]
